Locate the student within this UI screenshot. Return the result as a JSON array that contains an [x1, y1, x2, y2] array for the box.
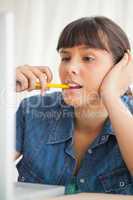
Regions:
[[16, 16, 133, 195]]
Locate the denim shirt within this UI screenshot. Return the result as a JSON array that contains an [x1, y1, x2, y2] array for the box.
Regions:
[[16, 92, 133, 195]]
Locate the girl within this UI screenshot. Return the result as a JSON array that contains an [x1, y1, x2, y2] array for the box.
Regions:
[[16, 16, 133, 195]]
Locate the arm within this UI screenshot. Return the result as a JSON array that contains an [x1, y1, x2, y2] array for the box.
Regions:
[[100, 52, 133, 175], [15, 65, 53, 158], [102, 94, 133, 175]]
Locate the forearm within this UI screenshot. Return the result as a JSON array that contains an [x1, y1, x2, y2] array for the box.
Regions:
[[102, 94, 133, 175]]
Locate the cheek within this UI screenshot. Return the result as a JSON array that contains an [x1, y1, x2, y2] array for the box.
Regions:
[[79, 67, 99, 87], [91, 65, 112, 89], [93, 70, 106, 85], [80, 66, 109, 90], [59, 66, 65, 81]]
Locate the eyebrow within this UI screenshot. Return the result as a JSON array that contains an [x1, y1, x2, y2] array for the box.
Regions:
[[79, 46, 90, 50], [59, 50, 69, 54]]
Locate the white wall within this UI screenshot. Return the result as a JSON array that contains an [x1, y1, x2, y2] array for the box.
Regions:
[[14, 0, 133, 102], [14, 0, 133, 78], [0, 10, 15, 199]]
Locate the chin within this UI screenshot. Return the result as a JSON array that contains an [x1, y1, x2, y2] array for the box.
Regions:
[[62, 92, 87, 108], [62, 90, 102, 109], [63, 96, 82, 107]]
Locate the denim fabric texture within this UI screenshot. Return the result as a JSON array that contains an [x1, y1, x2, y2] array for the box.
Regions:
[[16, 92, 133, 194]]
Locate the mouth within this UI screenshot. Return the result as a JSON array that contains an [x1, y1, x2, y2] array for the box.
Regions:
[[64, 81, 83, 89]]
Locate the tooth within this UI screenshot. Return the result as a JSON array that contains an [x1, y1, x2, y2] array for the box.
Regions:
[[69, 84, 78, 87]]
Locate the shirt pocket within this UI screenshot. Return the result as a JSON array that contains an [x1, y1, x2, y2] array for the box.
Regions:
[[17, 160, 46, 184], [99, 167, 133, 194]]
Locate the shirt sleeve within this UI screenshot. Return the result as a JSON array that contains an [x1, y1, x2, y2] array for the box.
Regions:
[[126, 96, 133, 114], [16, 99, 26, 154], [122, 95, 133, 115]]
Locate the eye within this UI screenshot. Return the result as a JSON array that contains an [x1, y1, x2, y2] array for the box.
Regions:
[[61, 57, 71, 62], [82, 56, 95, 62]]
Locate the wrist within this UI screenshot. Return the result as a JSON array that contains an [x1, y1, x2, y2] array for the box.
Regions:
[[101, 90, 120, 107]]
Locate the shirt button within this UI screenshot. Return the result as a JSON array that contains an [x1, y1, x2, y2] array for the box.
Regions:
[[21, 176, 25, 182], [119, 181, 125, 187], [101, 135, 106, 141], [88, 149, 92, 154], [80, 178, 85, 183]]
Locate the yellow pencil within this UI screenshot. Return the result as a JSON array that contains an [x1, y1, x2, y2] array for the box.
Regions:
[[35, 82, 69, 89]]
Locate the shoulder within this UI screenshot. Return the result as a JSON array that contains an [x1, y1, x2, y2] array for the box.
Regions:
[[19, 92, 62, 108], [17, 92, 69, 114], [16, 92, 74, 145], [17, 91, 74, 123]]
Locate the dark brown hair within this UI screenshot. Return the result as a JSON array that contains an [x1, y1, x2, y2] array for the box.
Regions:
[[57, 16, 130, 64]]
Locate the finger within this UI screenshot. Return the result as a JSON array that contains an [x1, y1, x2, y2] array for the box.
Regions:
[[37, 66, 53, 83], [128, 85, 133, 96], [30, 68, 48, 95], [116, 53, 129, 68], [16, 71, 28, 92], [20, 69, 38, 91], [127, 50, 132, 62], [123, 52, 133, 83]]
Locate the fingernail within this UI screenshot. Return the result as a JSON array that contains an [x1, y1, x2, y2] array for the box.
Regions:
[[127, 50, 132, 59], [41, 78, 46, 84], [124, 53, 128, 60]]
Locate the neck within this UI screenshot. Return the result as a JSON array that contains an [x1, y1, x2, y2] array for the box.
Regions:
[[74, 103, 108, 134]]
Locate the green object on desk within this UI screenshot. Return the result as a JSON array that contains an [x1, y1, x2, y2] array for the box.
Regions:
[[65, 176, 79, 195]]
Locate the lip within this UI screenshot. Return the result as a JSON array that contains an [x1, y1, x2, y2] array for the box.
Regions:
[[63, 80, 83, 89]]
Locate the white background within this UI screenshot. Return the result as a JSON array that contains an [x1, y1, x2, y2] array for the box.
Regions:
[[14, 0, 133, 80], [13, 0, 133, 101]]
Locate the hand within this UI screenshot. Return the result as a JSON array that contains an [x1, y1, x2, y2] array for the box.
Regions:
[[16, 65, 53, 95], [100, 52, 133, 102]]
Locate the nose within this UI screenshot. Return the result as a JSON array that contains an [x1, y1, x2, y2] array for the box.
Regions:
[[67, 62, 80, 76]]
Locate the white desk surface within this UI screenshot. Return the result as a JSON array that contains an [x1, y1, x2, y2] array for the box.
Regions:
[[51, 193, 133, 200], [14, 182, 65, 200], [14, 182, 133, 200]]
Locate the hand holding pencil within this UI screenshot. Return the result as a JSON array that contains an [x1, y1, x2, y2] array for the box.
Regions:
[[16, 65, 54, 95]]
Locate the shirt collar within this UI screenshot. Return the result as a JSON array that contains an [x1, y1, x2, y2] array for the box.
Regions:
[[46, 92, 115, 145], [46, 105, 74, 144], [89, 117, 115, 149], [46, 93, 130, 157], [89, 94, 130, 149], [46, 110, 115, 146]]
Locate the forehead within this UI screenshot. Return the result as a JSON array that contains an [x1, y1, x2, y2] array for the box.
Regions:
[[59, 45, 109, 56], [59, 45, 94, 53], [59, 44, 113, 61]]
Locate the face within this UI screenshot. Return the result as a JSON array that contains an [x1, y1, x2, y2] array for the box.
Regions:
[[59, 45, 114, 108]]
